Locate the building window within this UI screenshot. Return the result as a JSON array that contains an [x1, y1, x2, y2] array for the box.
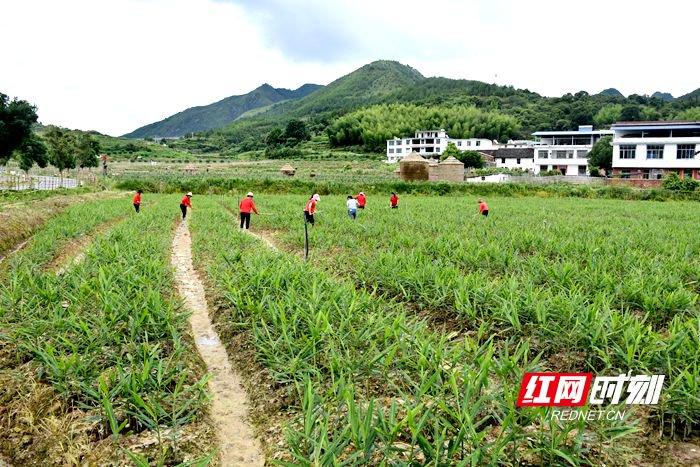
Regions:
[[436, 139, 440, 143], [501, 158, 506, 163], [516, 158, 521, 164], [684, 168, 693, 178], [405, 140, 410, 144], [388, 140, 394, 146], [677, 144, 696, 159], [578, 165, 587, 175], [553, 150, 574, 159], [388, 148, 394, 153], [540, 165, 548, 172], [396, 148, 402, 153], [646, 144, 664, 159], [476, 141, 481, 146], [466, 141, 471, 146], [621, 170, 631, 179], [577, 150, 588, 159], [457, 141, 461, 147], [538, 150, 548, 159], [619, 145, 636, 159]]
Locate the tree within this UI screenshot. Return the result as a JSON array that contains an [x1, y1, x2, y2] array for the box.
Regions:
[[620, 104, 641, 121], [44, 128, 77, 176], [17, 133, 48, 173], [265, 128, 284, 147], [588, 135, 613, 173], [458, 150, 485, 169], [593, 104, 622, 127], [283, 119, 310, 146], [0, 93, 39, 165], [439, 142, 461, 160], [76, 133, 100, 169], [674, 107, 700, 121]]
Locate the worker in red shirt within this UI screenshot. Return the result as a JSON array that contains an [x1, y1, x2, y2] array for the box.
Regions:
[[239, 192, 259, 229], [355, 192, 366, 209], [133, 189, 142, 213], [478, 198, 489, 217], [390, 192, 398, 209], [180, 192, 192, 219], [304, 193, 320, 225]]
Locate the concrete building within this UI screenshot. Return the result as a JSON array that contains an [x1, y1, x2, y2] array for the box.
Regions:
[[532, 125, 612, 175], [611, 121, 700, 179], [386, 129, 498, 162], [492, 147, 536, 172]]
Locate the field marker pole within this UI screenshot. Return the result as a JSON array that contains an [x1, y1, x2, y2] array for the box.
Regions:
[[304, 215, 309, 261]]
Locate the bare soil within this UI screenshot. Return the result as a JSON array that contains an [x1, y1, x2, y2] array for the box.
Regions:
[[171, 221, 264, 466]]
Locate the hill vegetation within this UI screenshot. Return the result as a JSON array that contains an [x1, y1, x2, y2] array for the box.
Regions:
[[161, 60, 699, 157], [122, 83, 321, 139], [327, 103, 520, 151]]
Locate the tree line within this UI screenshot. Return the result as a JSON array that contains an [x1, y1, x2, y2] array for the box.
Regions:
[[0, 93, 101, 175], [326, 103, 521, 151]]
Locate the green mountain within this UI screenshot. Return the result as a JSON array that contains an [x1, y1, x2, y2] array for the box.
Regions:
[[123, 83, 321, 138], [677, 88, 700, 106], [652, 92, 674, 101], [263, 60, 424, 118], [598, 88, 625, 98]]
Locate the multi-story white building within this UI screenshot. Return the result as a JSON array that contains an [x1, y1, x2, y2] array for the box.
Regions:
[[532, 125, 612, 175], [386, 129, 498, 162], [611, 121, 700, 180]]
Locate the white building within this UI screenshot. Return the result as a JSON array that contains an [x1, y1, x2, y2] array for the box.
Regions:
[[386, 129, 498, 162], [493, 148, 536, 172], [532, 125, 612, 175], [611, 121, 700, 180]]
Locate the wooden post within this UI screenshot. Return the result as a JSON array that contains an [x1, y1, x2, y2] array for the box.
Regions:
[[304, 215, 309, 261]]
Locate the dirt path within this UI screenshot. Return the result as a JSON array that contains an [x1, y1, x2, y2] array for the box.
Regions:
[[48, 216, 126, 275], [171, 222, 264, 466]]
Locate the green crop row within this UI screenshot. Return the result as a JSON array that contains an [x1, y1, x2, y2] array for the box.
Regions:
[[189, 197, 642, 465], [243, 194, 700, 441], [0, 196, 212, 465]]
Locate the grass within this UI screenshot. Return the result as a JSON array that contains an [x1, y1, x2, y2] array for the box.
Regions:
[[186, 194, 696, 464], [0, 196, 214, 465]]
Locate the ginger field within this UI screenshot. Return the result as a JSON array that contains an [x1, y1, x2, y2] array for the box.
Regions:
[[1, 192, 699, 465]]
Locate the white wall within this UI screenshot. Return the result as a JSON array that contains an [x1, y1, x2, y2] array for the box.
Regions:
[[612, 141, 700, 169], [495, 157, 535, 172]]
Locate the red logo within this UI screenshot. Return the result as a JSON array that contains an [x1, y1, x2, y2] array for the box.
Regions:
[[517, 373, 593, 407]]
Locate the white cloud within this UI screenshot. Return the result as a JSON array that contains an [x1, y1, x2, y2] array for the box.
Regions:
[[1, 0, 698, 135]]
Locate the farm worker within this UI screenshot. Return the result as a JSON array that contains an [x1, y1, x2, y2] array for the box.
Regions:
[[355, 192, 366, 209], [304, 193, 320, 225], [180, 192, 192, 219], [239, 192, 259, 229], [346, 195, 358, 220], [133, 189, 142, 213], [478, 198, 489, 217], [390, 192, 399, 209]]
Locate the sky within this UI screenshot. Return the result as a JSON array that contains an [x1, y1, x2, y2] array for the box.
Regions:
[[1, 0, 698, 136]]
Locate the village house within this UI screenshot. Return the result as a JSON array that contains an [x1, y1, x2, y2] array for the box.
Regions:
[[611, 121, 700, 180]]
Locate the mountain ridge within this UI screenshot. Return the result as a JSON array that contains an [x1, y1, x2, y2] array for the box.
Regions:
[[122, 82, 321, 138]]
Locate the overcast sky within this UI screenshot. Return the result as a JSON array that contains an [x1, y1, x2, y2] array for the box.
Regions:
[[2, 0, 698, 136]]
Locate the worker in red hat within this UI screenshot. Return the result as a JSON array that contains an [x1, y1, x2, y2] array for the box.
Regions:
[[478, 198, 489, 217], [304, 193, 320, 225], [239, 192, 259, 229], [133, 189, 142, 213], [390, 192, 398, 209], [180, 192, 192, 219], [355, 192, 366, 210]]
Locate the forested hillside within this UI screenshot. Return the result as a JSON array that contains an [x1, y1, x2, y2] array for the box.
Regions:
[[160, 60, 699, 157], [327, 104, 520, 151], [123, 83, 321, 139]]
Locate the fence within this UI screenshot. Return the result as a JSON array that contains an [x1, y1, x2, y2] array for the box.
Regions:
[[0, 173, 79, 191]]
